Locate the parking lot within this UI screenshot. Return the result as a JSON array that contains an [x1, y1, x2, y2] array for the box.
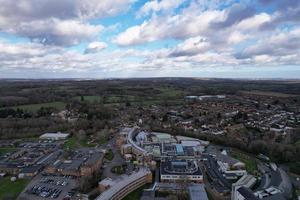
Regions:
[[18, 175, 77, 200]]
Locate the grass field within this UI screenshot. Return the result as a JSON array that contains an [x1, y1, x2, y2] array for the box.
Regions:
[[240, 90, 299, 97], [63, 137, 78, 150], [0, 177, 30, 200], [75, 95, 137, 104], [63, 136, 97, 150], [231, 151, 258, 174], [130, 99, 184, 107], [104, 149, 114, 161], [5, 87, 183, 113], [0, 148, 17, 156], [74, 87, 184, 106], [74, 96, 101, 103], [122, 185, 145, 200], [158, 87, 184, 98], [10, 102, 66, 112], [287, 162, 300, 175]]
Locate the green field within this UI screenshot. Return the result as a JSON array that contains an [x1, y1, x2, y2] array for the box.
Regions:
[[104, 149, 114, 161], [0, 177, 30, 200], [74, 90, 183, 106], [130, 99, 184, 107], [75, 95, 137, 104], [231, 151, 258, 174], [158, 87, 184, 98], [74, 96, 101, 103], [63, 136, 97, 150], [240, 90, 299, 98], [75, 95, 181, 107], [10, 102, 66, 112], [122, 185, 145, 200], [287, 162, 300, 175], [0, 148, 17, 156], [63, 137, 78, 150]]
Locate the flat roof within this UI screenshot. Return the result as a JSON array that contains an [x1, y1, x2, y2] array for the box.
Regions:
[[234, 174, 256, 188], [161, 160, 202, 176], [189, 184, 209, 200], [96, 168, 150, 200], [99, 178, 114, 186], [175, 144, 184, 154], [40, 132, 69, 138], [84, 152, 104, 166], [65, 159, 83, 170], [20, 165, 43, 173], [181, 140, 201, 147]]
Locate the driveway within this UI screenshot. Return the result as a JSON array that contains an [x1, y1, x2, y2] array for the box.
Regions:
[[101, 138, 126, 179]]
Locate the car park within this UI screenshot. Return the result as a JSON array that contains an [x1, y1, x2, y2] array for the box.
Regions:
[[26, 184, 63, 199]]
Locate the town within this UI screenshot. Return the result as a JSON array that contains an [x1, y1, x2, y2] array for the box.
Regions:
[[0, 78, 299, 200]]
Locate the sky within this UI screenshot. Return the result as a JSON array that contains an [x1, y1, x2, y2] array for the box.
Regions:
[[0, 0, 300, 79]]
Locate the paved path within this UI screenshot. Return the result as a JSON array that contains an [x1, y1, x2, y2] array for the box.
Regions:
[[101, 137, 126, 179], [257, 163, 270, 190]]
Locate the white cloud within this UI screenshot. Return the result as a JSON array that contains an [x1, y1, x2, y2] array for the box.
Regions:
[[240, 28, 300, 59], [138, 0, 184, 17], [76, 0, 136, 19], [0, 40, 62, 61], [85, 42, 107, 54], [0, 0, 135, 22], [235, 13, 271, 31], [227, 31, 248, 44], [0, 0, 134, 46], [253, 55, 274, 64], [114, 10, 226, 46], [169, 36, 211, 57], [9, 19, 103, 46]]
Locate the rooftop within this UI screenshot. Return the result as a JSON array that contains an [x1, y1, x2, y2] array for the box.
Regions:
[[161, 159, 202, 175], [189, 184, 209, 200], [84, 152, 104, 166], [96, 168, 151, 200], [40, 132, 69, 139]]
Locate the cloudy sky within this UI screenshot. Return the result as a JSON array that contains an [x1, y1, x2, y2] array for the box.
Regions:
[[0, 0, 300, 79]]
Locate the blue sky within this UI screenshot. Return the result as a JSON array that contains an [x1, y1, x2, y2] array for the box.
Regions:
[[0, 0, 299, 79]]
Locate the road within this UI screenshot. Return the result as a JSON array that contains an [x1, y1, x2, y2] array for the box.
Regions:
[[101, 137, 126, 179], [257, 163, 271, 190]]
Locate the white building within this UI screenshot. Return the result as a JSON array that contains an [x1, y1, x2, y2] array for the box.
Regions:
[[232, 174, 257, 200], [217, 161, 247, 179], [160, 160, 203, 183], [39, 132, 69, 140]]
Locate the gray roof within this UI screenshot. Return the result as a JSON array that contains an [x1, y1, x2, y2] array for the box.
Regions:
[[96, 168, 151, 200], [66, 159, 83, 171], [84, 152, 104, 166], [20, 165, 43, 173], [160, 159, 202, 176], [188, 184, 209, 200]]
